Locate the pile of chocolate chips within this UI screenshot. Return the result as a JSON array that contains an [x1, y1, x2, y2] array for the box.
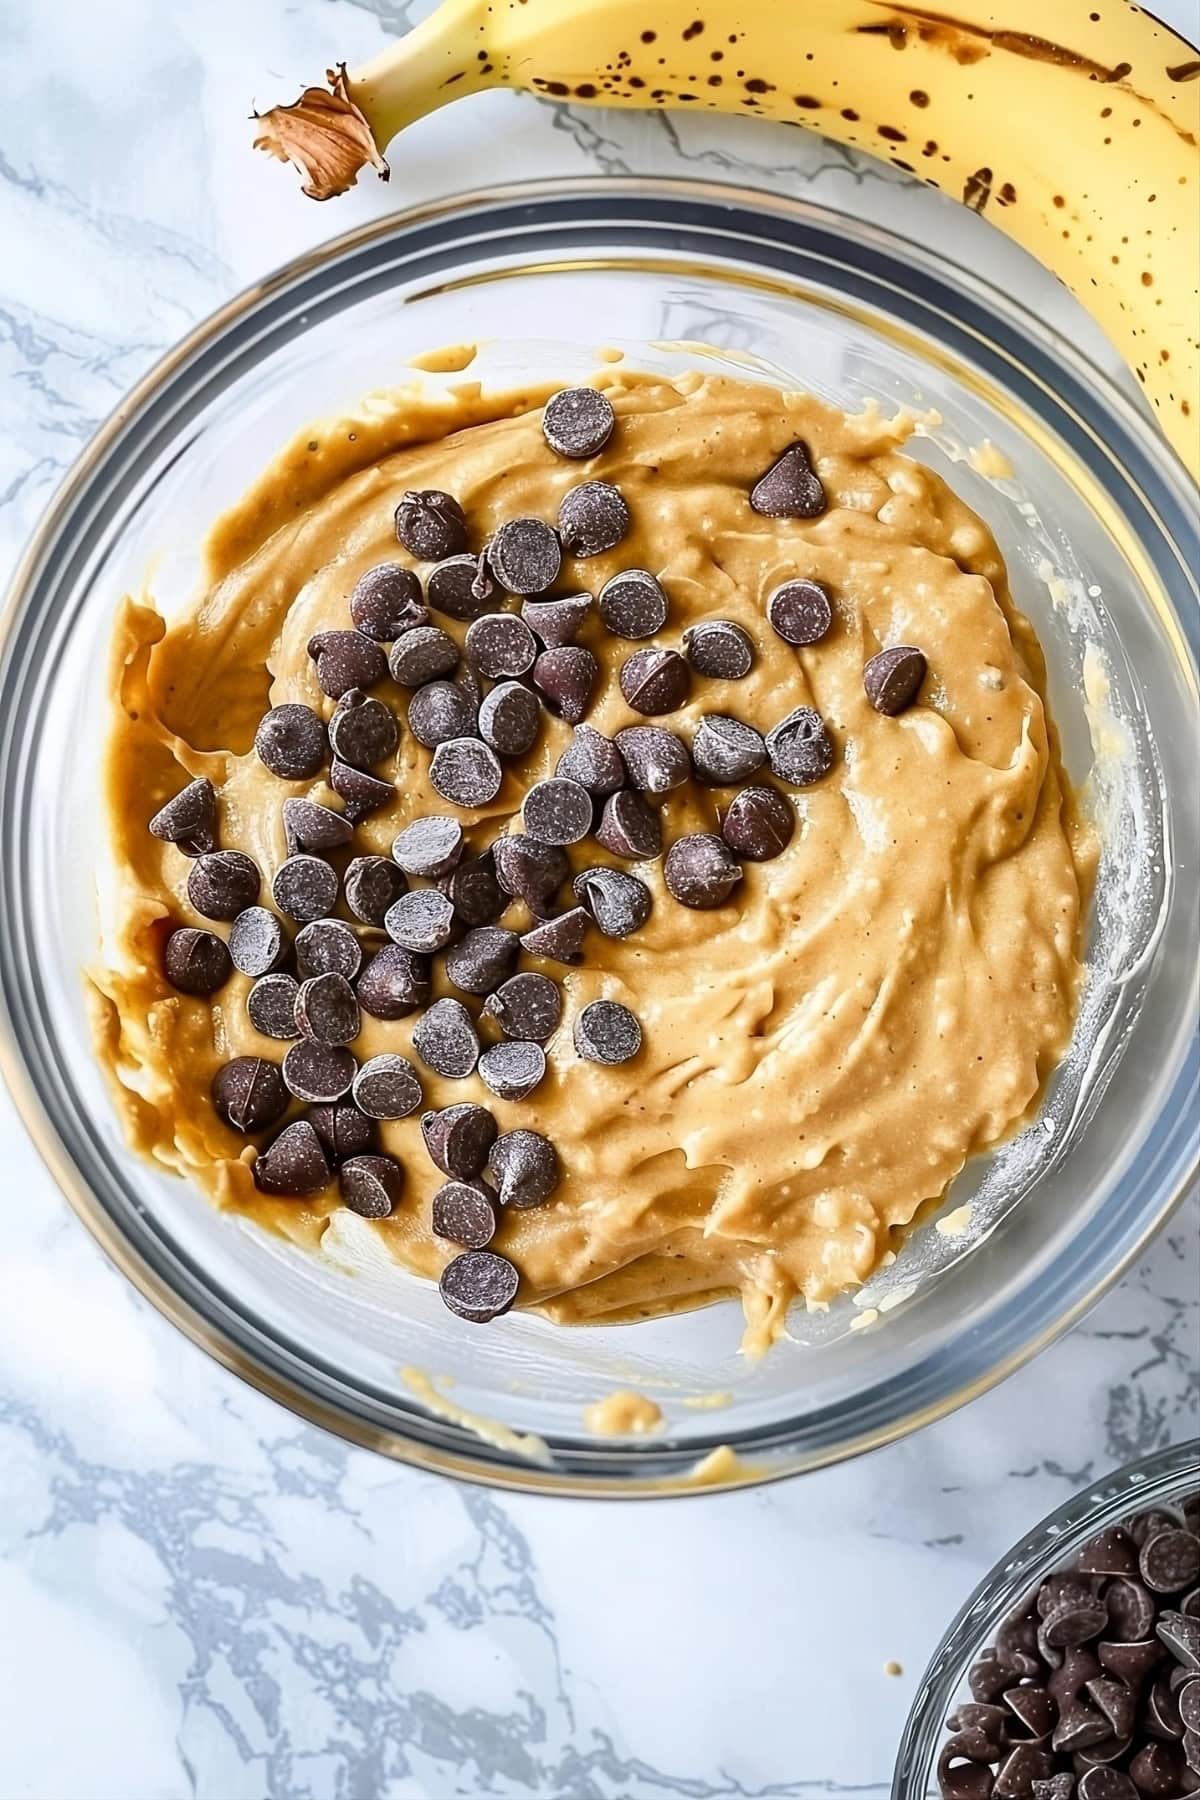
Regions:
[[938, 1490, 1200, 1800], [151, 388, 929, 1324]]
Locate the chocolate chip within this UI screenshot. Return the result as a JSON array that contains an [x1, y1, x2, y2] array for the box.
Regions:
[[721, 785, 795, 861], [350, 562, 427, 641], [439, 1249, 519, 1323], [483, 972, 561, 1042], [328, 688, 399, 768], [432, 1180, 497, 1249], [329, 760, 394, 823], [463, 613, 536, 681], [273, 854, 339, 923], [478, 1039, 547, 1101], [939, 1731, 999, 1800], [228, 907, 287, 979], [339, 1153, 404, 1218], [573, 865, 652, 938], [441, 850, 508, 926], [682, 619, 755, 680], [1006, 1688, 1056, 1741], [412, 997, 480, 1079], [427, 553, 494, 622], [575, 999, 641, 1064], [765, 705, 836, 786], [295, 917, 361, 982], [558, 480, 630, 557], [1159, 1612, 1200, 1671], [1054, 1704, 1112, 1753], [691, 714, 767, 785], [252, 1120, 331, 1197], [595, 789, 662, 860], [1181, 1681, 1200, 1732], [422, 1103, 497, 1179], [522, 776, 593, 846], [1128, 1743, 1185, 1795], [247, 972, 302, 1039], [187, 850, 260, 921], [351, 1053, 423, 1121], [1097, 1641, 1164, 1690], [1080, 1530, 1141, 1580], [281, 797, 354, 857], [1109, 1582, 1157, 1644], [255, 704, 327, 780], [1077, 1774, 1137, 1800], [520, 907, 590, 964], [429, 737, 503, 808], [750, 441, 826, 518], [1145, 1672, 1185, 1738], [1031, 1777, 1075, 1800], [1044, 1599, 1110, 1650], [478, 680, 542, 758], [664, 833, 743, 908], [408, 679, 477, 749], [211, 1056, 290, 1133], [996, 1746, 1055, 1798], [489, 1130, 560, 1208], [618, 647, 690, 716], [395, 488, 467, 561], [307, 629, 388, 699], [344, 855, 408, 926], [294, 971, 360, 1045], [492, 834, 568, 915], [307, 1101, 375, 1165], [543, 386, 616, 459], [864, 644, 928, 715], [767, 578, 834, 647], [282, 1039, 357, 1103], [385, 887, 456, 953], [598, 569, 668, 639], [392, 815, 464, 879], [970, 1654, 1014, 1705], [1142, 1533, 1200, 1596], [163, 926, 232, 995], [614, 725, 692, 795], [445, 925, 519, 995], [149, 777, 217, 854], [487, 518, 563, 596], [388, 624, 460, 686], [533, 645, 598, 725], [356, 944, 430, 1019], [1085, 1679, 1136, 1741], [522, 593, 593, 647], [1132, 1512, 1184, 1550], [556, 724, 626, 797]]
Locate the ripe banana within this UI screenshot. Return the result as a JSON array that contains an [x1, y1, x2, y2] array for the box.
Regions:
[[253, 0, 1200, 478]]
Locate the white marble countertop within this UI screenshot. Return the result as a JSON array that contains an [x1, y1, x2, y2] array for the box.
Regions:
[[0, 2, 1196, 1795]]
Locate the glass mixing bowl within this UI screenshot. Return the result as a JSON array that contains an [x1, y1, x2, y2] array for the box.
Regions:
[[894, 1439, 1200, 1796], [0, 178, 1196, 1495]]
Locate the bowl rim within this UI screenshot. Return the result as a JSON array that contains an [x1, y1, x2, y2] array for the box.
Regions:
[[0, 173, 1197, 1497]]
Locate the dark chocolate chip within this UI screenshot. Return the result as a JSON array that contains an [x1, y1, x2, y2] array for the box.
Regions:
[[765, 705, 836, 786], [970, 1654, 1014, 1704], [339, 1152, 404, 1218], [478, 1039, 547, 1101], [349, 562, 427, 641], [1128, 1743, 1186, 1795], [618, 646, 690, 716], [445, 925, 519, 995], [412, 997, 480, 1079], [1181, 1680, 1200, 1732], [664, 833, 742, 908], [351, 1053, 423, 1121], [487, 518, 562, 596], [211, 1056, 290, 1134], [247, 972, 302, 1039], [1159, 1612, 1200, 1672], [356, 944, 431, 1019], [682, 619, 755, 680], [273, 854, 339, 923], [598, 568, 668, 639], [939, 1731, 998, 1800], [307, 1101, 375, 1165], [750, 441, 826, 518], [767, 578, 833, 646], [1085, 1678, 1135, 1741], [388, 624, 460, 686], [393, 815, 464, 879], [595, 789, 662, 860], [1146, 1671, 1185, 1738], [1132, 1512, 1185, 1549], [1142, 1533, 1200, 1596], [478, 680, 542, 758], [1005, 1687, 1056, 1742], [344, 855, 407, 926], [281, 797, 354, 857], [328, 688, 399, 768], [543, 386, 616, 459], [574, 999, 641, 1065], [229, 906, 287, 978], [483, 971, 561, 1043], [1049, 1648, 1102, 1707], [255, 704, 327, 781], [558, 480, 631, 558], [533, 645, 599, 725], [864, 644, 928, 715], [555, 724, 626, 798], [385, 887, 456, 953], [307, 629, 388, 699], [721, 785, 795, 861], [520, 907, 590, 964], [522, 593, 593, 647], [1097, 1640, 1164, 1690], [1031, 1777, 1075, 1800], [429, 737, 503, 808], [149, 777, 217, 854], [408, 679, 477, 749], [1080, 1529, 1141, 1580], [329, 760, 394, 823], [1109, 1581, 1157, 1644], [422, 1103, 497, 1180], [1077, 1774, 1137, 1800], [573, 865, 652, 938], [439, 1249, 519, 1323], [522, 776, 593, 846], [995, 1746, 1055, 1799], [188, 850, 261, 921], [394, 488, 467, 562], [252, 1120, 331, 1197], [294, 971, 360, 1046], [427, 554, 494, 621], [164, 926, 232, 995], [294, 918, 361, 982], [692, 713, 767, 785], [489, 1130, 560, 1209], [432, 1180, 497, 1249], [1054, 1704, 1113, 1754], [614, 725, 692, 795], [282, 1039, 357, 1104], [1043, 1599, 1110, 1650], [492, 833, 569, 915], [441, 850, 508, 926], [465, 612, 538, 680]]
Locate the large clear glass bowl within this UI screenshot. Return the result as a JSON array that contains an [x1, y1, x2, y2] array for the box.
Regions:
[[0, 178, 1196, 1495]]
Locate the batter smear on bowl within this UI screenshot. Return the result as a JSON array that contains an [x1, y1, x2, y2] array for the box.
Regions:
[[91, 370, 1095, 1352]]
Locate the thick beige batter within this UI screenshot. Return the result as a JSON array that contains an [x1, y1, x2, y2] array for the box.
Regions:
[[91, 370, 1094, 1352]]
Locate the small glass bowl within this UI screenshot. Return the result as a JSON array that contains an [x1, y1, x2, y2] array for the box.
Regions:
[[0, 178, 1196, 1495], [894, 1439, 1200, 1796]]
